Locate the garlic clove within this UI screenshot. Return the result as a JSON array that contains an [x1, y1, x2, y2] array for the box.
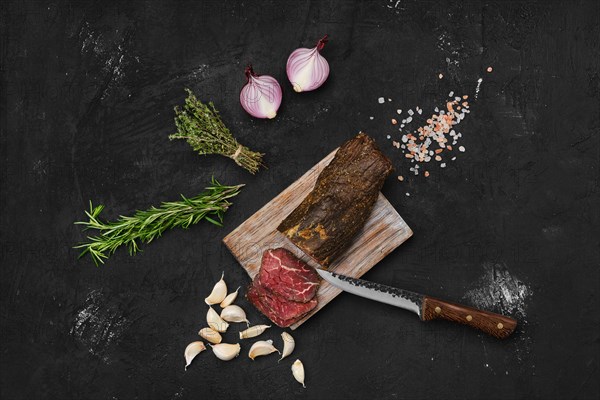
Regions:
[[219, 286, 240, 308], [279, 332, 295, 362], [248, 339, 280, 360], [291, 359, 306, 388], [184, 341, 206, 370], [205, 272, 227, 305], [207, 306, 229, 332], [239, 324, 271, 340], [210, 343, 241, 361], [220, 305, 249, 325], [198, 327, 222, 344]]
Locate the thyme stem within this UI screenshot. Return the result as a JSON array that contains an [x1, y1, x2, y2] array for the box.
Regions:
[[169, 89, 265, 174]]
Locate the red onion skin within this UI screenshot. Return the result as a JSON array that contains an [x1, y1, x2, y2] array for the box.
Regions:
[[286, 35, 330, 93], [240, 65, 282, 119]]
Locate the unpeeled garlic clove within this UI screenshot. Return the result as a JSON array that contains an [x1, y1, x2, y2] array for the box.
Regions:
[[210, 343, 241, 361], [239, 324, 271, 340], [220, 305, 249, 325], [184, 341, 206, 370], [207, 306, 229, 332], [279, 332, 295, 362], [205, 272, 227, 305], [291, 359, 306, 388], [248, 339, 280, 360], [219, 286, 240, 308], [198, 327, 222, 344]]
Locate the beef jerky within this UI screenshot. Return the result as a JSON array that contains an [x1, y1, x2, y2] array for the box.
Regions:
[[278, 132, 393, 267]]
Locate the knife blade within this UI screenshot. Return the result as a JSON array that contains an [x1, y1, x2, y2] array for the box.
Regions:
[[316, 269, 517, 339]]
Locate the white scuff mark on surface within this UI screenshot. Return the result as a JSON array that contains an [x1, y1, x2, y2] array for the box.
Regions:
[[188, 64, 210, 81], [464, 262, 531, 317], [79, 22, 96, 54], [464, 263, 533, 362], [445, 56, 460, 69], [70, 289, 129, 364], [542, 225, 562, 240], [33, 159, 48, 176], [171, 387, 185, 399], [386, 0, 403, 11], [99, 45, 128, 100], [78, 22, 132, 100], [437, 33, 451, 52], [436, 29, 464, 74]]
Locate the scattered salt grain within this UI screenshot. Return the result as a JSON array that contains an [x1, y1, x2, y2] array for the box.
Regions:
[[406, 192, 410, 196], [487, 66, 493, 73], [383, 78, 479, 185], [378, 97, 385, 104], [392, 92, 471, 176], [369, 116, 374, 120], [475, 78, 483, 98], [438, 73, 443, 79], [388, 98, 392, 102], [386, 135, 391, 139]]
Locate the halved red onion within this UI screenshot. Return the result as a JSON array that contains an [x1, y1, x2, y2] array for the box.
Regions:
[[240, 65, 282, 119], [286, 35, 330, 93]]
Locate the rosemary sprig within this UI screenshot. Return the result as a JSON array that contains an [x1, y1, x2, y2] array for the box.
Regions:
[[74, 178, 243, 266], [169, 89, 265, 174]]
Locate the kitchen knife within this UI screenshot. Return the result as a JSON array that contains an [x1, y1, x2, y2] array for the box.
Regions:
[[316, 269, 517, 339]]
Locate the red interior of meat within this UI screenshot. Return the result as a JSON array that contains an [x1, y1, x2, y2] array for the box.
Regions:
[[247, 248, 319, 328]]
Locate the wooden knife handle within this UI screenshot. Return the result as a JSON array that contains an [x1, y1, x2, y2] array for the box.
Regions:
[[421, 296, 517, 339]]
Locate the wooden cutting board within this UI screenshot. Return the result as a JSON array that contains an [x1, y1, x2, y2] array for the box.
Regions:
[[223, 149, 413, 329]]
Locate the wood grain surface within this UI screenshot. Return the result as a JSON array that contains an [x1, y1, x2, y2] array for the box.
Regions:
[[223, 149, 413, 329], [421, 296, 518, 339]]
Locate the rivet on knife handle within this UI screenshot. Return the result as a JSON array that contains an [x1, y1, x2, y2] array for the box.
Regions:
[[421, 296, 517, 339]]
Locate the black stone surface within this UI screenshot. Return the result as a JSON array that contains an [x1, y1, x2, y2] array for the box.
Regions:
[[1, 1, 599, 399]]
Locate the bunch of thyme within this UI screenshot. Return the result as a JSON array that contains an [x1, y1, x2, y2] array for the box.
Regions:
[[74, 178, 243, 265], [169, 89, 265, 174]]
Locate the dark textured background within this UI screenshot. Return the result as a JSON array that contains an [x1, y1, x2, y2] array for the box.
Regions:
[[1, 1, 599, 399]]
